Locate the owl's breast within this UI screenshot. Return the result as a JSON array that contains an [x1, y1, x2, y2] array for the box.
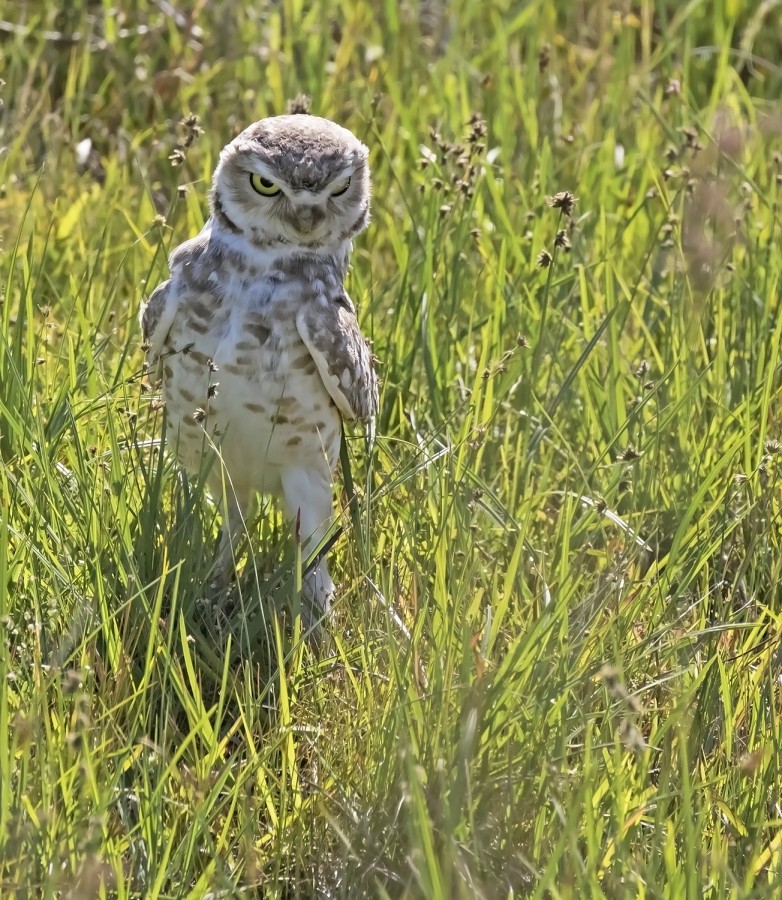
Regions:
[[161, 302, 342, 482]]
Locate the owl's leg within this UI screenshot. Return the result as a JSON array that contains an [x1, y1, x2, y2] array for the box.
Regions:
[[212, 480, 256, 588], [280, 467, 336, 629]]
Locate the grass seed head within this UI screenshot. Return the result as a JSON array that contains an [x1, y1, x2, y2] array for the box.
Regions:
[[181, 113, 204, 146], [619, 445, 642, 461], [286, 93, 312, 115], [536, 249, 553, 268], [547, 190, 577, 216], [467, 112, 487, 139]]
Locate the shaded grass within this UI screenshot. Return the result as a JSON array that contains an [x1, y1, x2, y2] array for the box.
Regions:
[[2, 0, 782, 896]]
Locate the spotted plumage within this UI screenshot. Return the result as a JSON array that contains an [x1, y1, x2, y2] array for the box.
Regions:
[[139, 115, 378, 625]]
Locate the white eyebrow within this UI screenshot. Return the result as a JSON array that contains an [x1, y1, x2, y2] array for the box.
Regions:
[[330, 166, 354, 182], [249, 162, 281, 182], [288, 168, 355, 201]]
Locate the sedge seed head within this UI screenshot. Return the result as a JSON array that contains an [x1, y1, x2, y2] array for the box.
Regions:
[[547, 190, 577, 216], [536, 249, 553, 268]]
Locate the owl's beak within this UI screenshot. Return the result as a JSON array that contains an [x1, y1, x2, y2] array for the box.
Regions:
[[295, 205, 325, 234]]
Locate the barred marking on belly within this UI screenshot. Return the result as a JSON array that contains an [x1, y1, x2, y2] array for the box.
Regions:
[[245, 322, 271, 345], [286, 435, 302, 447], [188, 350, 210, 365], [275, 394, 300, 410], [244, 402, 268, 413], [189, 300, 214, 319], [290, 353, 313, 370], [186, 318, 210, 334], [234, 340, 257, 351]]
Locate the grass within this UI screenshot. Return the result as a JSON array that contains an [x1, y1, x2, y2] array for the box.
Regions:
[[2, 0, 782, 896]]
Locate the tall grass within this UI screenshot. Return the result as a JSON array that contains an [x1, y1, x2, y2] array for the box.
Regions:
[[1, 0, 782, 896]]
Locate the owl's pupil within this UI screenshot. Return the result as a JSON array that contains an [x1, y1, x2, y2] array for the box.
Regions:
[[261, 178, 273, 187]]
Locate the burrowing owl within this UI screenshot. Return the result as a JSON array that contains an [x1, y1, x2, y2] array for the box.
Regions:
[[139, 114, 377, 624]]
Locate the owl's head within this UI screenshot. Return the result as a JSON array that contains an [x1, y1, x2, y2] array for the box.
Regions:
[[210, 115, 370, 251]]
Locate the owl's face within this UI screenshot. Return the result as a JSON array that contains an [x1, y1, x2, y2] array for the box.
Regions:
[[210, 115, 370, 250]]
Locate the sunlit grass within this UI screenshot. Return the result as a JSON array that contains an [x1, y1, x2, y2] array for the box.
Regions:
[[1, 0, 782, 896]]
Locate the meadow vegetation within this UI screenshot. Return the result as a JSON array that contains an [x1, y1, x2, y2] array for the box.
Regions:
[[1, 0, 782, 896]]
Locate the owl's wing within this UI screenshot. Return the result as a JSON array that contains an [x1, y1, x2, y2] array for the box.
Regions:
[[296, 290, 378, 422], [139, 279, 179, 373]]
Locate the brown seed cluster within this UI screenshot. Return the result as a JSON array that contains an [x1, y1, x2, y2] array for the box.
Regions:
[[286, 93, 312, 115], [536, 249, 553, 269], [417, 114, 488, 205], [618, 445, 642, 462], [536, 191, 577, 267], [629, 359, 655, 409], [547, 190, 577, 216], [168, 113, 204, 167]]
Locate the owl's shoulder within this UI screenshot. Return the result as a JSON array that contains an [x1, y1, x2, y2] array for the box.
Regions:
[[168, 222, 217, 275]]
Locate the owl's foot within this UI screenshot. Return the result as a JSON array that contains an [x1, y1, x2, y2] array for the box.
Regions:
[[297, 565, 335, 643]]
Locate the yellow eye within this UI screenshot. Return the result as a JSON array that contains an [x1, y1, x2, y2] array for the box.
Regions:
[[250, 173, 281, 196], [330, 176, 351, 197]]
